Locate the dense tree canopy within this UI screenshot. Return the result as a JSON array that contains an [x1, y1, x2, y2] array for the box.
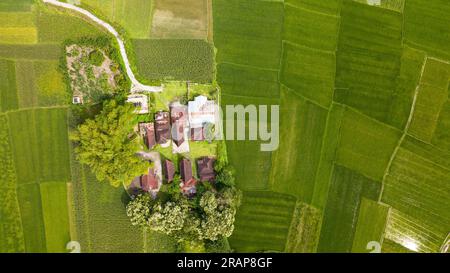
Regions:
[[126, 187, 242, 243], [71, 100, 148, 187]]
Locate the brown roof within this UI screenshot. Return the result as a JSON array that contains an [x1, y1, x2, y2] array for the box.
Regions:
[[172, 120, 185, 146], [180, 159, 193, 182], [197, 157, 216, 182], [141, 168, 158, 191], [143, 123, 155, 149], [163, 160, 175, 182], [181, 177, 197, 196], [170, 105, 188, 124], [190, 127, 205, 141], [155, 111, 171, 144]]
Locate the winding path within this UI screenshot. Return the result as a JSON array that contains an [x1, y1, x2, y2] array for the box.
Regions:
[[43, 0, 163, 93]]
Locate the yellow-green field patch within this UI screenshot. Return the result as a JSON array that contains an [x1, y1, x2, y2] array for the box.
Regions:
[[39, 182, 70, 253]]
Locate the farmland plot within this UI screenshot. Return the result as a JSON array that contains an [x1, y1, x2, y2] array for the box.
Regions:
[[0, 115, 24, 253], [317, 164, 381, 252], [229, 191, 297, 252], [151, 0, 209, 39], [408, 58, 450, 143], [335, 107, 402, 182], [285, 201, 322, 253], [133, 39, 214, 83], [0, 11, 37, 44], [0, 0, 33, 12], [334, 0, 403, 124], [16, 183, 47, 252], [351, 198, 389, 253], [221, 94, 279, 190], [0, 44, 62, 61], [384, 208, 446, 253], [213, 0, 283, 70], [8, 108, 70, 183], [404, 0, 450, 60], [269, 87, 327, 202], [217, 63, 279, 98], [15, 60, 68, 108], [387, 46, 426, 129], [82, 0, 153, 39], [285, 0, 342, 15], [0, 59, 18, 112], [281, 0, 340, 107], [381, 136, 450, 252], [432, 89, 450, 152], [280, 43, 336, 108], [39, 182, 71, 252], [37, 8, 105, 43]]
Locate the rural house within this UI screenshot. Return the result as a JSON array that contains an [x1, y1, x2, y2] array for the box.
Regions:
[[170, 103, 190, 153], [163, 160, 175, 183], [155, 111, 171, 147], [139, 122, 156, 150], [188, 95, 216, 141], [179, 158, 197, 196], [197, 157, 216, 182], [128, 167, 160, 198], [180, 158, 193, 182]]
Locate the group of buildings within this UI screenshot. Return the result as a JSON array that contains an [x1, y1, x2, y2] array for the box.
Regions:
[[132, 95, 217, 153], [127, 95, 218, 198]]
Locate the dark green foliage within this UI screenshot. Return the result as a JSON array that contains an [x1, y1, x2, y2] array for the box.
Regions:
[[88, 50, 105, 66], [71, 100, 148, 187]]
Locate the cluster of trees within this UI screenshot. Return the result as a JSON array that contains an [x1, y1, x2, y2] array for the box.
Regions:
[[71, 100, 148, 187], [126, 185, 241, 244]]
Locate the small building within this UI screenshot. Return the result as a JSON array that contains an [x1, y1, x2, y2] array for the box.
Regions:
[[127, 167, 160, 197], [155, 111, 171, 146], [171, 120, 185, 147], [180, 158, 193, 182], [170, 104, 189, 150], [188, 96, 216, 141], [128, 176, 142, 197], [139, 122, 156, 150], [181, 177, 197, 196], [141, 168, 159, 192], [163, 160, 175, 183], [190, 127, 205, 141], [188, 95, 216, 127], [127, 94, 149, 114], [197, 157, 216, 182], [72, 95, 83, 104]]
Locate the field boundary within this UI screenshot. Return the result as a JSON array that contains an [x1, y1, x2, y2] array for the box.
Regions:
[[378, 55, 428, 202]]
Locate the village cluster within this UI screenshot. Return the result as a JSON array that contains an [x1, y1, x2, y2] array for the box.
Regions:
[[126, 94, 219, 198]]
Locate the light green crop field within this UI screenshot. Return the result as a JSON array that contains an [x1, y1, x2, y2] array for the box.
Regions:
[[151, 0, 210, 40], [351, 198, 390, 253], [229, 191, 297, 252], [269, 87, 328, 203], [81, 0, 153, 39], [317, 164, 381, 253], [0, 59, 19, 112], [217, 63, 280, 98], [39, 182, 70, 252]]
